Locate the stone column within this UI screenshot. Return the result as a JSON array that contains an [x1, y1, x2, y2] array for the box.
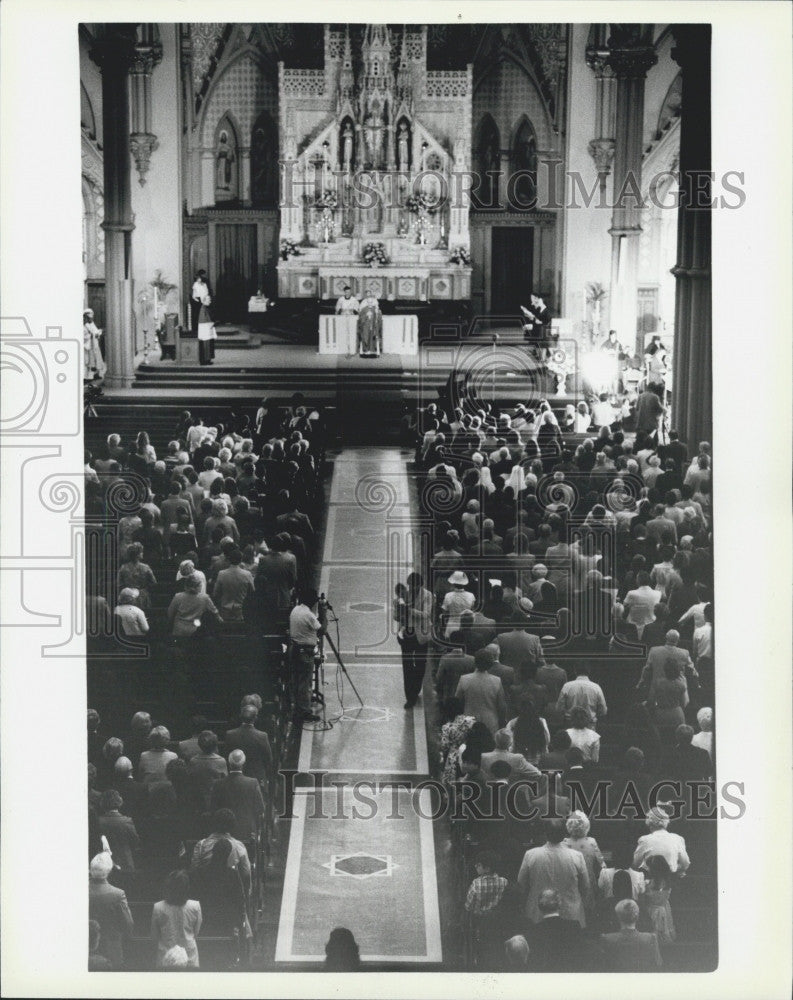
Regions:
[[606, 30, 657, 352], [671, 25, 712, 445], [92, 25, 138, 388], [585, 49, 617, 191], [129, 26, 163, 186]]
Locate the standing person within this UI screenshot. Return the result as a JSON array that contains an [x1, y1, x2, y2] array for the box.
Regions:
[[517, 819, 591, 928], [635, 384, 665, 441], [151, 870, 203, 969], [88, 852, 134, 970], [356, 287, 382, 357], [455, 649, 508, 736], [600, 899, 662, 971], [335, 284, 360, 315], [520, 293, 552, 343], [190, 270, 210, 334], [288, 588, 323, 722], [83, 309, 106, 380], [197, 290, 216, 367], [401, 572, 434, 709]]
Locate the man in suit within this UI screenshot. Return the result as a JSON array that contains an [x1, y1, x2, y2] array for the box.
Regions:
[[496, 626, 544, 680], [481, 729, 541, 778], [600, 899, 662, 971], [556, 663, 607, 728], [187, 731, 229, 812], [88, 852, 134, 969], [455, 649, 508, 735], [112, 756, 148, 824], [664, 724, 712, 782], [97, 789, 141, 872], [254, 536, 298, 632], [211, 750, 266, 842], [658, 429, 688, 473], [528, 888, 586, 971], [178, 715, 209, 763], [517, 818, 590, 927], [435, 644, 476, 704], [636, 629, 694, 697], [225, 704, 274, 785]]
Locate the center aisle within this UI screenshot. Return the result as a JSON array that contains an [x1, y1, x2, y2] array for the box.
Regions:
[[275, 447, 443, 966]]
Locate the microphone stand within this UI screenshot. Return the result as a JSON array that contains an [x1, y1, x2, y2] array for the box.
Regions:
[[318, 594, 364, 710]]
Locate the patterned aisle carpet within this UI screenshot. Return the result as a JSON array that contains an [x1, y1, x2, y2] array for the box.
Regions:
[[275, 448, 442, 966]]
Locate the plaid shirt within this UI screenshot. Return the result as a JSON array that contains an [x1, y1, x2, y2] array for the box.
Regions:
[[465, 874, 508, 915]]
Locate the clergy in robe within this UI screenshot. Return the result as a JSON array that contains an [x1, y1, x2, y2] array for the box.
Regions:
[[191, 271, 210, 334], [356, 291, 382, 357], [335, 285, 360, 315], [197, 294, 216, 366]]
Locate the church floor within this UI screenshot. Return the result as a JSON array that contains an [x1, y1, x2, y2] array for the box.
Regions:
[[254, 447, 453, 970]]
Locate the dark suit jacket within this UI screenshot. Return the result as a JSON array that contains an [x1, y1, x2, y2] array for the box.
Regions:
[[88, 881, 134, 969], [112, 776, 148, 822], [529, 915, 585, 971], [600, 928, 662, 971], [211, 772, 266, 841], [98, 812, 140, 871], [188, 753, 229, 811], [224, 725, 274, 783]]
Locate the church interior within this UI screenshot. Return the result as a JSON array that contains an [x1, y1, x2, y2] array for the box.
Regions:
[[82, 21, 716, 974]]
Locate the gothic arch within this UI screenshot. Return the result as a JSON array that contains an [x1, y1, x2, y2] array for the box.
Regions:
[[80, 83, 96, 138], [656, 71, 683, 138], [474, 113, 501, 208], [198, 46, 276, 149], [473, 52, 554, 150], [509, 115, 538, 210], [250, 110, 278, 207]]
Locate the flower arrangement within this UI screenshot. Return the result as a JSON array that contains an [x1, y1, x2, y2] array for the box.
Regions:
[[315, 189, 338, 211], [362, 242, 390, 267], [149, 270, 177, 296], [448, 246, 471, 266], [405, 191, 438, 215], [280, 238, 301, 260]]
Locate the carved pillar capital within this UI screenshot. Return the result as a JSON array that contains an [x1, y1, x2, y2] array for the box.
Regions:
[[607, 45, 658, 80], [129, 133, 160, 186], [130, 41, 163, 78], [588, 137, 616, 176], [89, 24, 138, 73]]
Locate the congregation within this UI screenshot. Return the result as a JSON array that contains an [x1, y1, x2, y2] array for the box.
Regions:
[[83, 381, 716, 972]]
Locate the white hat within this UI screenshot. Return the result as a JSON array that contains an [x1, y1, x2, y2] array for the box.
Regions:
[[448, 571, 469, 586]]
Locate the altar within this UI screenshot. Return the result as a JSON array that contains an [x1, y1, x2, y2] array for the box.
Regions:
[[275, 25, 473, 306], [319, 313, 418, 355]]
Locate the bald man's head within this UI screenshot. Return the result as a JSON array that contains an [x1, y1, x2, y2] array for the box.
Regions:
[[228, 749, 245, 771], [665, 629, 680, 646]]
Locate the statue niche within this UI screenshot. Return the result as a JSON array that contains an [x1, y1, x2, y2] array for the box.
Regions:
[[214, 118, 239, 203], [339, 118, 355, 174], [396, 118, 411, 172]]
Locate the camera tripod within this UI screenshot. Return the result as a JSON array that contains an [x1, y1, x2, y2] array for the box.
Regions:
[[309, 594, 364, 726]]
